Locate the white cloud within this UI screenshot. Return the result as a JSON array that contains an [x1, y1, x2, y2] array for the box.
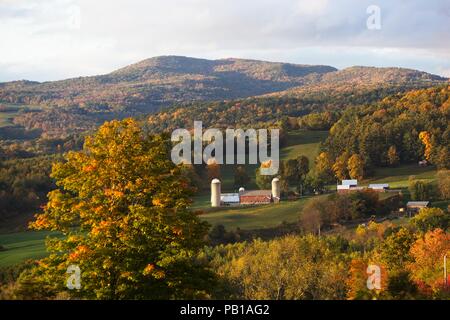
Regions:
[[0, 0, 449, 81]]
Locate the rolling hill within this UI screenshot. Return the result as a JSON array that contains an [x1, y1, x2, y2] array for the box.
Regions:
[[1, 56, 447, 115], [1, 56, 447, 139], [265, 66, 448, 98], [0, 56, 336, 112]]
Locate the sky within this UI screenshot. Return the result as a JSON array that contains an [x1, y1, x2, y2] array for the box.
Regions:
[[0, 0, 449, 82]]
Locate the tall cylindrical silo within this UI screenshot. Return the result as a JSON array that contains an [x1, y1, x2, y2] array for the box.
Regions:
[[211, 179, 221, 207], [272, 177, 280, 203]]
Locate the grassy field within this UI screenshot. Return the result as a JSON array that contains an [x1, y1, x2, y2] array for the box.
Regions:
[[363, 164, 437, 188], [280, 130, 328, 163], [203, 130, 328, 192], [0, 103, 42, 127], [0, 231, 63, 268], [200, 196, 315, 230]]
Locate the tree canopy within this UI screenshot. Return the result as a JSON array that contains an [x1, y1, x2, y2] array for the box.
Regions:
[[17, 119, 212, 299]]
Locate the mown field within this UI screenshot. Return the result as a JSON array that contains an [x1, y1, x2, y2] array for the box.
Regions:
[[280, 130, 328, 163], [364, 164, 437, 188], [199, 196, 315, 230], [0, 231, 63, 267]]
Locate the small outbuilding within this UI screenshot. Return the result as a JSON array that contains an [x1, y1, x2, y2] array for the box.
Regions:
[[342, 179, 358, 186], [418, 160, 428, 167], [406, 201, 429, 216], [220, 193, 240, 206], [337, 179, 361, 193], [369, 184, 390, 192]]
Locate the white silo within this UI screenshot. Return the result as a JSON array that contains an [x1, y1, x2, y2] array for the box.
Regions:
[[271, 178, 280, 203], [238, 187, 245, 193], [211, 179, 221, 207]]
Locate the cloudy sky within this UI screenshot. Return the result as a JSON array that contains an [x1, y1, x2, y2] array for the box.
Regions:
[[0, 0, 449, 82]]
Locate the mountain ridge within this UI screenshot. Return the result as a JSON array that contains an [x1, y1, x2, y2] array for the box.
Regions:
[[0, 56, 447, 113]]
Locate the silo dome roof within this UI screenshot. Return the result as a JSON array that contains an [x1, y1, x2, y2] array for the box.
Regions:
[[211, 178, 221, 183]]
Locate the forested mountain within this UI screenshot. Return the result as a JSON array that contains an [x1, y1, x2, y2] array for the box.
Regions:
[[1, 56, 447, 140], [0, 56, 336, 112], [0, 56, 447, 115], [0, 58, 435, 140]]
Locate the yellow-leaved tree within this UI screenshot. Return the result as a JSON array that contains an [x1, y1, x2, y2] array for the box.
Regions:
[[15, 119, 213, 299], [347, 154, 365, 181], [419, 131, 432, 161]]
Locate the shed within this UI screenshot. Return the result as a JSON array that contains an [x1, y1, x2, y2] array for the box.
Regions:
[[220, 193, 240, 206], [337, 186, 364, 193], [369, 184, 389, 192]]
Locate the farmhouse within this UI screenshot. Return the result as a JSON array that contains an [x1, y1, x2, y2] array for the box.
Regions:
[[406, 201, 429, 215], [211, 178, 280, 207]]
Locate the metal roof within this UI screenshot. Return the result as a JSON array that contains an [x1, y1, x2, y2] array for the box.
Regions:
[[406, 201, 429, 207], [342, 179, 358, 186], [220, 193, 240, 203], [240, 190, 272, 197], [369, 184, 389, 188]]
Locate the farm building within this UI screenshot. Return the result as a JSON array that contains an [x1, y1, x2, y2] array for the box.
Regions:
[[342, 179, 358, 186], [418, 160, 428, 167], [239, 190, 273, 205], [220, 193, 240, 206], [368, 184, 390, 192], [406, 201, 429, 216], [337, 179, 363, 193], [211, 178, 281, 207]]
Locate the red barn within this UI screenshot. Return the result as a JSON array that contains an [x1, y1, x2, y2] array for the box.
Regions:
[[239, 190, 273, 205]]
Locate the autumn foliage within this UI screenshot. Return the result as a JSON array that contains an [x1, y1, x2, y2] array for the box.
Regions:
[[19, 119, 212, 299]]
